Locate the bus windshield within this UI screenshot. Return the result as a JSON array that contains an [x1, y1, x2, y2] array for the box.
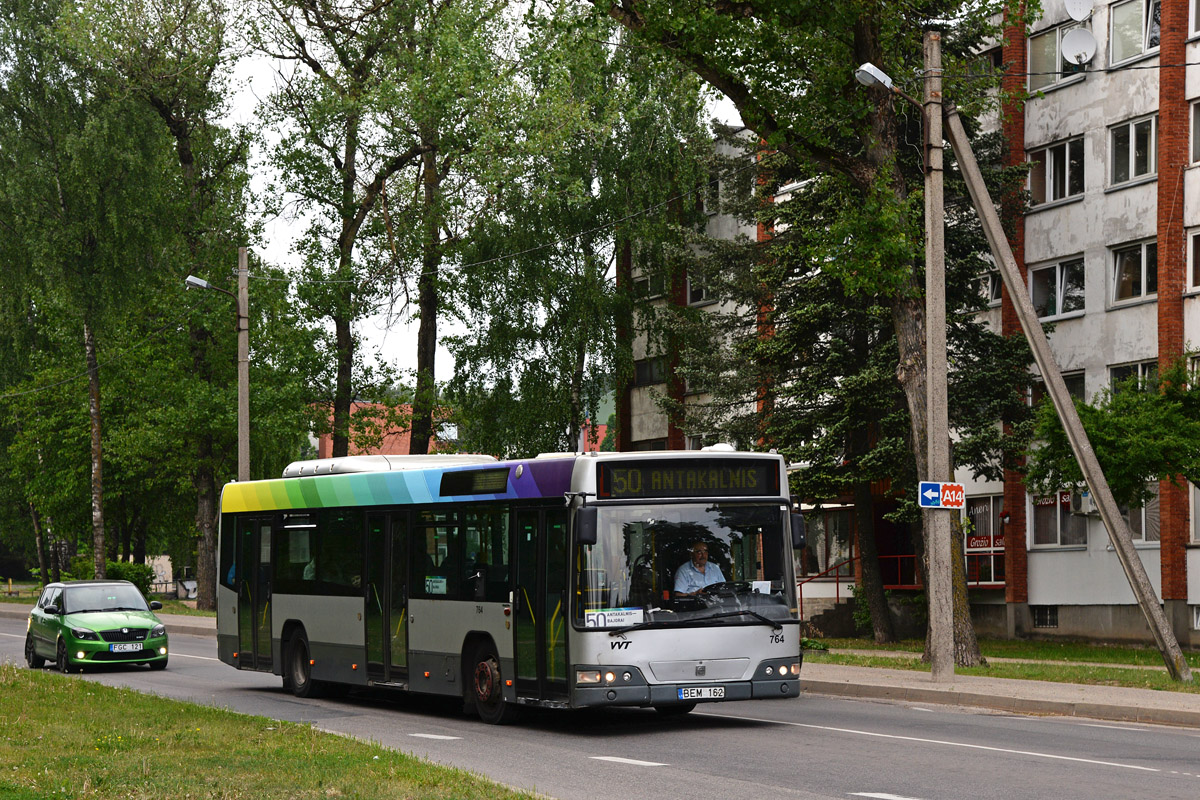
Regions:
[[576, 503, 796, 630]]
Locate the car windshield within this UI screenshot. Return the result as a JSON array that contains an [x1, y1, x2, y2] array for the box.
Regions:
[[61, 585, 149, 614], [575, 503, 796, 630]]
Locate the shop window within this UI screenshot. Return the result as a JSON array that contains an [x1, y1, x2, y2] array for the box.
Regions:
[[1031, 491, 1087, 546]]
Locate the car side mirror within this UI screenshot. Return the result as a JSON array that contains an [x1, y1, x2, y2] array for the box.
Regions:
[[790, 512, 806, 550], [44, 605, 61, 616], [150, 600, 162, 610], [576, 505, 598, 546]]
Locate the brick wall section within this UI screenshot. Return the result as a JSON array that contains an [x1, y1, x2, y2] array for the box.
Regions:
[[1001, 9, 1029, 604], [616, 239, 633, 451], [1158, 0, 1189, 600]]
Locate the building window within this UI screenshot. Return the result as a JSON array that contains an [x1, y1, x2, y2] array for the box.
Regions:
[[1031, 605, 1059, 628], [964, 495, 1005, 585], [1031, 371, 1086, 406], [633, 357, 667, 387], [686, 433, 720, 450], [1110, 115, 1157, 185], [1109, 359, 1158, 392], [1191, 102, 1200, 163], [1111, 240, 1157, 303], [1120, 482, 1160, 543], [1030, 258, 1085, 319], [799, 508, 855, 579], [1029, 138, 1084, 205], [687, 276, 714, 305], [632, 273, 666, 299], [1111, 0, 1161, 65], [1028, 24, 1085, 91], [1192, 482, 1200, 544], [981, 270, 1002, 305], [1189, 230, 1200, 291], [1031, 491, 1087, 546]]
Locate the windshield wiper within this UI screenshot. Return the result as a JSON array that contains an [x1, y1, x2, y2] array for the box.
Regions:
[[608, 619, 678, 636], [696, 609, 783, 629], [608, 609, 783, 635]]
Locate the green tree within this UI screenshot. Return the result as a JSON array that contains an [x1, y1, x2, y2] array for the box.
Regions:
[[596, 0, 1033, 661], [1025, 358, 1200, 508], [446, 9, 711, 457]]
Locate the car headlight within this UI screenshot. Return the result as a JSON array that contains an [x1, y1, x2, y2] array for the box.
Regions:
[[71, 627, 100, 641], [150, 624, 166, 639]]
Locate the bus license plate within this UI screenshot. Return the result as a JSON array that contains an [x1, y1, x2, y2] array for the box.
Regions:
[[678, 686, 724, 700], [110, 643, 141, 653]]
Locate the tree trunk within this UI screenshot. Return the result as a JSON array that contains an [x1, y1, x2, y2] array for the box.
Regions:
[[950, 513, 985, 666], [193, 450, 218, 612], [31, 503, 49, 586], [852, 478, 895, 643], [409, 146, 441, 455], [84, 320, 106, 580], [332, 312, 353, 458]]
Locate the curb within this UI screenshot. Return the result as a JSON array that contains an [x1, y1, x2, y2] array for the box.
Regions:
[[801, 678, 1200, 729]]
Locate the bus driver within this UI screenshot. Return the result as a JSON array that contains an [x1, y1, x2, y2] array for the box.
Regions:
[[674, 542, 725, 597]]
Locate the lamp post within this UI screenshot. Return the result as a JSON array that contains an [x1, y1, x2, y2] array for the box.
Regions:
[[856, 29, 954, 681], [186, 246, 250, 482]]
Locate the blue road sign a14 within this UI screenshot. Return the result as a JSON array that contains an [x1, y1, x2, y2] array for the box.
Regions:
[[919, 481, 965, 509]]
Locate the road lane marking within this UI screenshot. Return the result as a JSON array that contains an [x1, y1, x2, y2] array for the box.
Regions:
[[696, 711, 1160, 772], [171, 653, 220, 661], [408, 734, 462, 740], [852, 794, 927, 800], [590, 756, 667, 767]]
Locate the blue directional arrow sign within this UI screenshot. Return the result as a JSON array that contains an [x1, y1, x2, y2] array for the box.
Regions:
[[918, 481, 965, 509]]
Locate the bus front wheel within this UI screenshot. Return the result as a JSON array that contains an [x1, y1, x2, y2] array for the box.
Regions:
[[471, 644, 520, 725], [287, 630, 325, 698]]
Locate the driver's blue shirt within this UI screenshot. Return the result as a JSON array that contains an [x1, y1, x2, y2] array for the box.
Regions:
[[674, 561, 726, 594]]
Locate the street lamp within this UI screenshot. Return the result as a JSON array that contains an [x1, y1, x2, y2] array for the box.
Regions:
[[185, 247, 250, 482], [855, 34, 954, 682]]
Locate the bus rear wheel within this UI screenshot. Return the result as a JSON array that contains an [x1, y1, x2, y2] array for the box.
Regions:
[[287, 630, 325, 698], [471, 644, 520, 725]]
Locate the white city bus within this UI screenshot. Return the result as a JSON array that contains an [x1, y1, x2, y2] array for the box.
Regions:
[[216, 449, 805, 723]]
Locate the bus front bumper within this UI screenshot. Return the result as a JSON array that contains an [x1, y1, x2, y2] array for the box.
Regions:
[[572, 662, 801, 708]]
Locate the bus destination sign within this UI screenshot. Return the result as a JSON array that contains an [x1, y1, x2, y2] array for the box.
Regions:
[[598, 459, 779, 499]]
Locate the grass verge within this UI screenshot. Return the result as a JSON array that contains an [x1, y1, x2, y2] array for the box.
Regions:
[[806, 645, 1200, 694], [818, 636, 1200, 667], [0, 662, 537, 800], [0, 592, 215, 617]]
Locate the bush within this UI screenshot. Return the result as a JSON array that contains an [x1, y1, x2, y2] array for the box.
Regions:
[[105, 561, 154, 596]]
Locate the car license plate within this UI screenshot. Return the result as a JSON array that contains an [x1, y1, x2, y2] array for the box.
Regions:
[[110, 643, 141, 653], [678, 686, 724, 700]]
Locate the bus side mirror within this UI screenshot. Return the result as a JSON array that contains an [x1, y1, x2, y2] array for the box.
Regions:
[[576, 506, 598, 546], [790, 512, 806, 550]]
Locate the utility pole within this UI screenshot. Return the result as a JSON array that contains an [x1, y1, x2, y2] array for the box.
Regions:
[[923, 28, 953, 683], [237, 247, 250, 483], [943, 107, 1193, 683]]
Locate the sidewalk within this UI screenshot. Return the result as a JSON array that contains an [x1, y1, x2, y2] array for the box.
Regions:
[[5, 603, 1200, 728]]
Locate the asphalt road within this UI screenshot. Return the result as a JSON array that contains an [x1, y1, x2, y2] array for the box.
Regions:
[[5, 616, 1200, 800]]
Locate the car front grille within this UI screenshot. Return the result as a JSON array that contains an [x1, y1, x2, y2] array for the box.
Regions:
[[99, 628, 148, 643]]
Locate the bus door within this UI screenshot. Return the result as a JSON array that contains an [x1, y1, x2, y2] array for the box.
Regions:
[[236, 516, 273, 670], [365, 512, 408, 682], [513, 508, 568, 701]]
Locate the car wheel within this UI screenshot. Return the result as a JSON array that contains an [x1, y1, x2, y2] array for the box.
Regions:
[[25, 634, 45, 669], [149, 658, 168, 671], [56, 638, 76, 674], [471, 643, 520, 725], [287, 630, 325, 698]]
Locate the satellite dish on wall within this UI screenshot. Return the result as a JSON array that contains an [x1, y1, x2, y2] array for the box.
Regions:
[[1061, 28, 1097, 65], [1065, 0, 1094, 22]]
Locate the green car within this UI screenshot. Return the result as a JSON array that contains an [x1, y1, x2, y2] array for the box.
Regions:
[[25, 580, 169, 673]]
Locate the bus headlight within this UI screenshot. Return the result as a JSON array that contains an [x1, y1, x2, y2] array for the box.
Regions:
[[576, 670, 602, 685]]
